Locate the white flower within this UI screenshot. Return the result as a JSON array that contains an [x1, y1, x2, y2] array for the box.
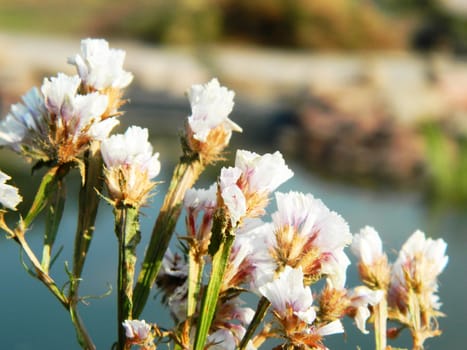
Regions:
[[68, 38, 133, 90], [0, 87, 48, 155], [41, 73, 81, 118], [1, 73, 113, 163], [234, 219, 277, 290], [320, 249, 351, 289], [347, 286, 384, 334], [271, 191, 352, 287], [0, 170, 22, 210], [168, 282, 188, 322], [159, 248, 189, 279], [390, 230, 448, 311], [101, 126, 160, 205], [101, 126, 160, 178], [207, 329, 238, 350], [235, 150, 293, 194], [351, 226, 384, 266], [122, 319, 151, 340], [219, 167, 247, 225], [259, 266, 316, 324], [219, 150, 293, 225], [187, 78, 241, 142], [88, 117, 120, 141], [317, 320, 345, 336], [184, 183, 217, 213]]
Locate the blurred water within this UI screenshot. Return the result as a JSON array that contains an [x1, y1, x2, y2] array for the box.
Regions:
[[0, 159, 464, 349]]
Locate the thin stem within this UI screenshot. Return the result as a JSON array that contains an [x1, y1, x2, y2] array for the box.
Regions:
[[408, 290, 424, 350], [115, 205, 140, 350], [374, 295, 388, 350], [132, 156, 203, 318], [70, 303, 97, 350], [239, 297, 271, 350], [13, 229, 96, 350], [15, 231, 68, 307]]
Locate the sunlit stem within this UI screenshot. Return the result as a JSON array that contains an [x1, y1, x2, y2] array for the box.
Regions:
[[14, 229, 68, 307], [374, 294, 388, 350], [10, 226, 95, 349], [132, 155, 203, 318], [239, 297, 271, 350], [408, 290, 424, 350], [114, 205, 141, 350], [187, 248, 204, 320]]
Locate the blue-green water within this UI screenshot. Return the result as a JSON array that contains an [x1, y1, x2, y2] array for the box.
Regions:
[[0, 159, 464, 349]]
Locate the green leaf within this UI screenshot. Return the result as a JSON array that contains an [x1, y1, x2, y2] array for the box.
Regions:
[[41, 177, 66, 272], [23, 166, 60, 228]]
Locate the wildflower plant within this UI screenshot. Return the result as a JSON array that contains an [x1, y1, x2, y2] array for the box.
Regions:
[[0, 39, 448, 350]]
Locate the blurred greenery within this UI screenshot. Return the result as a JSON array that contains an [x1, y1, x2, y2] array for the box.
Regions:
[[1, 0, 466, 52], [0, 0, 403, 49], [421, 121, 467, 206]]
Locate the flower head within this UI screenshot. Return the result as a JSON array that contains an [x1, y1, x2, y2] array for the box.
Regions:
[[0, 87, 49, 160], [389, 230, 448, 313], [101, 126, 160, 206], [68, 38, 133, 117], [68, 38, 133, 91], [219, 150, 293, 225], [388, 230, 448, 347], [186, 78, 241, 163], [227, 219, 277, 291], [0, 170, 22, 210], [1, 73, 115, 164], [259, 266, 343, 349], [346, 286, 384, 334], [270, 191, 352, 287], [352, 226, 390, 290], [122, 319, 154, 348], [184, 183, 218, 259]]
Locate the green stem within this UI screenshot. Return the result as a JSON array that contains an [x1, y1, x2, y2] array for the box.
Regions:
[[70, 143, 104, 297], [239, 297, 271, 350], [70, 303, 96, 350], [115, 205, 141, 350], [132, 157, 203, 318], [194, 224, 235, 350]]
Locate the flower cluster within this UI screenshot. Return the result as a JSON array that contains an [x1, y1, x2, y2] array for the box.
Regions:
[[352, 227, 448, 349], [0, 38, 132, 165]]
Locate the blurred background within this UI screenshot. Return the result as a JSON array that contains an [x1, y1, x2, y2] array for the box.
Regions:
[[0, 0, 466, 349]]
